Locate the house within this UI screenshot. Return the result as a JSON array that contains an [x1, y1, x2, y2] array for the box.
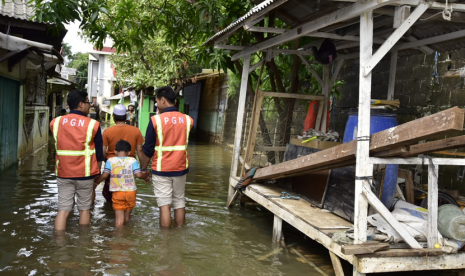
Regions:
[[0, 0, 65, 170], [87, 40, 117, 114]]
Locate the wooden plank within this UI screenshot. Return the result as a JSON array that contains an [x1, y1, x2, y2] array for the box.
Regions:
[[354, 10, 374, 249], [229, 54, 251, 203], [253, 107, 464, 180], [358, 251, 465, 273], [272, 215, 283, 242], [363, 2, 430, 76], [260, 90, 325, 101], [387, 51, 398, 100], [214, 44, 246, 51], [299, 55, 323, 86], [341, 243, 390, 255], [427, 164, 439, 248], [315, 99, 325, 132], [396, 29, 465, 51], [321, 65, 330, 133], [404, 135, 465, 157], [398, 169, 414, 204], [255, 146, 287, 151], [330, 59, 344, 89], [329, 251, 345, 276], [245, 26, 286, 34], [357, 248, 443, 258], [362, 185, 422, 248], [370, 157, 465, 166]]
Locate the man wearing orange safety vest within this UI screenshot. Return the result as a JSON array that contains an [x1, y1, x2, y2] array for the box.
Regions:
[[50, 90, 104, 231], [140, 86, 193, 228]]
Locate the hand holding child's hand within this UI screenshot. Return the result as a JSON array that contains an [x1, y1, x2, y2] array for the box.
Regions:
[[144, 171, 150, 183]]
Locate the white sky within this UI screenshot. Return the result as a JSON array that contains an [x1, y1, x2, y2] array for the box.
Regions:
[[63, 21, 93, 54]]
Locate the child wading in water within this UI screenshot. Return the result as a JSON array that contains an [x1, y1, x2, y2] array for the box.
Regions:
[[94, 140, 148, 227]]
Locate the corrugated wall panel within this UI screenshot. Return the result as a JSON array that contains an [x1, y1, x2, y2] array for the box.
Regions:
[[0, 76, 20, 170]]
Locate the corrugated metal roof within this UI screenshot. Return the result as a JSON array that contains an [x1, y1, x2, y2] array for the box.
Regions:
[[0, 0, 34, 21], [203, 0, 289, 46]]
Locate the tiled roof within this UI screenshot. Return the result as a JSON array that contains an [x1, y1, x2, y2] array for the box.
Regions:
[[0, 0, 34, 21]]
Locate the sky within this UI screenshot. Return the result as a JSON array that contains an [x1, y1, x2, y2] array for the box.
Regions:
[[63, 21, 93, 54]]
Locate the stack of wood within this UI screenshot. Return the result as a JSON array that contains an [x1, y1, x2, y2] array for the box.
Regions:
[[253, 107, 465, 181]]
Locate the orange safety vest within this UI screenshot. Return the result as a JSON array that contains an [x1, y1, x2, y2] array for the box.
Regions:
[[50, 114, 100, 178], [151, 111, 193, 172]]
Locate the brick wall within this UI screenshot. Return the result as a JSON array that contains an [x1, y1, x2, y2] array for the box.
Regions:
[[333, 49, 465, 193]]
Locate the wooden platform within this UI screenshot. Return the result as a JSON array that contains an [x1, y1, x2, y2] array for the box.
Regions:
[[239, 180, 465, 273]]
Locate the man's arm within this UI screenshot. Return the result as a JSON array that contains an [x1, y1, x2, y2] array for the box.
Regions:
[[103, 145, 108, 160], [141, 119, 156, 169]]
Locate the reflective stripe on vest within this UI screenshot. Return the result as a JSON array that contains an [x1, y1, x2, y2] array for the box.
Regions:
[[154, 114, 191, 171], [53, 116, 97, 177]]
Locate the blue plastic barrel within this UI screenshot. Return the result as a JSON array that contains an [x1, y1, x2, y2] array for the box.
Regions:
[[343, 109, 398, 209]]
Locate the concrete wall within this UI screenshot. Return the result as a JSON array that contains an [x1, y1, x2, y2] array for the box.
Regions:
[[17, 105, 49, 162], [197, 75, 230, 144], [333, 49, 465, 192]]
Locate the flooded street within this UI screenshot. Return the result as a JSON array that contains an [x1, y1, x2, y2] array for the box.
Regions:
[[0, 140, 331, 276]]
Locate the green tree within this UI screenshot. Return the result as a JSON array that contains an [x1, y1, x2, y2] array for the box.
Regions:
[[61, 42, 73, 63], [68, 52, 89, 90]]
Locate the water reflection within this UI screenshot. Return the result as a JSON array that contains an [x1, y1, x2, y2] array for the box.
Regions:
[[0, 140, 323, 275]]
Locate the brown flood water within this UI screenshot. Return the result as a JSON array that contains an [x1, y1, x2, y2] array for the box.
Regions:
[[0, 139, 337, 276]]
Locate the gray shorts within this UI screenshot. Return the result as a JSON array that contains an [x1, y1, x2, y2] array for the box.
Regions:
[[57, 178, 94, 211], [152, 174, 186, 209]]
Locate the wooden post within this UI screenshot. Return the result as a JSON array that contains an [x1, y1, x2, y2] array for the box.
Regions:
[[428, 164, 439, 248], [353, 11, 374, 276], [329, 251, 345, 276], [321, 65, 330, 133], [229, 55, 251, 202], [398, 169, 414, 204], [272, 215, 283, 243], [387, 51, 398, 100]]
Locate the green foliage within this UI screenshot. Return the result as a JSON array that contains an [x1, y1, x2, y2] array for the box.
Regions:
[[60, 42, 72, 62], [68, 52, 89, 90]]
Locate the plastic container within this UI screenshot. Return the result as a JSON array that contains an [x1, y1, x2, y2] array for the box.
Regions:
[[438, 204, 465, 241], [343, 109, 398, 209]]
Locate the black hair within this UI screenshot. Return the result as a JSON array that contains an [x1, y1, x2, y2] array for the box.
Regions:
[[115, 139, 131, 152], [67, 90, 88, 110], [60, 109, 67, 115], [113, 114, 126, 122], [155, 86, 176, 105]]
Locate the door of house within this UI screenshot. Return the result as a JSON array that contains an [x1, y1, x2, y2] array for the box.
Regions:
[[183, 82, 203, 131], [0, 76, 20, 170]]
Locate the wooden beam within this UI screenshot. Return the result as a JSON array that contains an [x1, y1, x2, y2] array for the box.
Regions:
[[253, 107, 464, 180], [363, 2, 430, 76], [362, 185, 423, 248], [245, 26, 286, 34], [307, 31, 385, 45], [272, 215, 284, 242], [299, 55, 323, 86], [396, 29, 465, 51], [398, 169, 414, 204], [329, 252, 345, 276], [273, 48, 313, 56], [214, 44, 246, 51], [255, 146, 287, 151], [321, 65, 330, 133], [370, 157, 465, 166], [330, 59, 344, 89], [342, 243, 390, 255], [387, 51, 398, 100], [427, 164, 439, 249], [405, 135, 465, 157], [443, 69, 464, 78], [260, 90, 325, 101], [231, 0, 397, 61], [229, 54, 251, 204]]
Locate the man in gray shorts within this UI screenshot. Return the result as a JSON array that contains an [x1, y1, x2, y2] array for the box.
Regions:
[[140, 86, 193, 228], [50, 90, 104, 231]]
